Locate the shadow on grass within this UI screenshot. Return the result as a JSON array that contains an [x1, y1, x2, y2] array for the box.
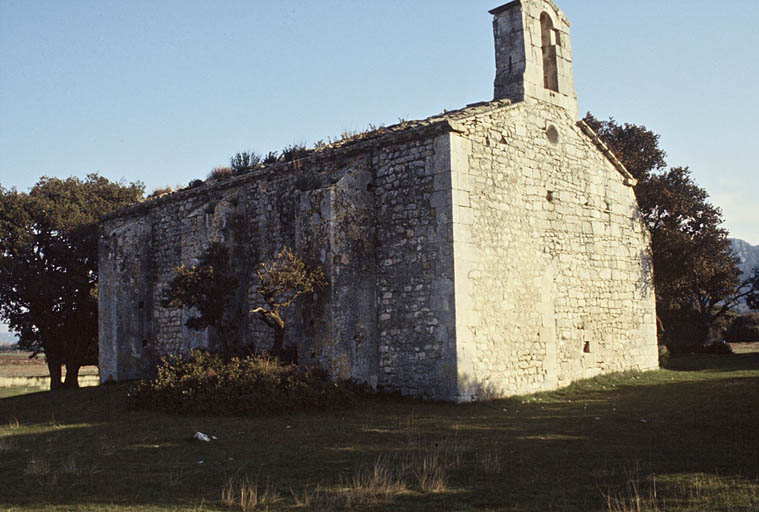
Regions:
[[0, 357, 757, 511], [665, 352, 759, 372]]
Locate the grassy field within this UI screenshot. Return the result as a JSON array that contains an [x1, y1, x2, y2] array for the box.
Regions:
[[0, 352, 98, 390], [0, 353, 757, 511]]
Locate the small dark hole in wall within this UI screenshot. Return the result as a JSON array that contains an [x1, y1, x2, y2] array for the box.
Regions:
[[138, 301, 145, 309], [583, 341, 591, 353], [546, 125, 559, 145], [366, 183, 374, 193], [142, 339, 148, 348], [310, 319, 315, 327], [546, 191, 554, 202]]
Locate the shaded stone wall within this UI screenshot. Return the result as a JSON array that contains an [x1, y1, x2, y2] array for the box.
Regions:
[[450, 99, 658, 400], [99, 131, 461, 397]]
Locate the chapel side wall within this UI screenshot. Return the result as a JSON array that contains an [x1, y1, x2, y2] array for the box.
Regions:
[[452, 100, 658, 399], [100, 155, 381, 383], [373, 135, 458, 400]]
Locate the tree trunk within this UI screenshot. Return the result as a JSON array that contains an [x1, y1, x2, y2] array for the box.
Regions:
[[271, 326, 285, 356], [63, 363, 81, 389], [47, 356, 63, 390]]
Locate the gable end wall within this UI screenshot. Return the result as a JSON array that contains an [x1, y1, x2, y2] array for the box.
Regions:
[[450, 99, 658, 399]]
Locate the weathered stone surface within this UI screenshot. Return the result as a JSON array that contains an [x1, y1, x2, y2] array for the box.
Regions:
[[98, 0, 658, 400]]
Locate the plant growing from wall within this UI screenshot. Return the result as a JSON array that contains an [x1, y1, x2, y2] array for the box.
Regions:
[[250, 247, 327, 361], [161, 242, 240, 355], [230, 151, 261, 174]]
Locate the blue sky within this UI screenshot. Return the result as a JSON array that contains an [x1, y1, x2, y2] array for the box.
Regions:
[[1, 0, 756, 246], [0, 0, 757, 340]]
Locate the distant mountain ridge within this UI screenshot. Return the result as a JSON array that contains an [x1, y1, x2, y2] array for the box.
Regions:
[[730, 238, 759, 277], [730, 238, 759, 312]]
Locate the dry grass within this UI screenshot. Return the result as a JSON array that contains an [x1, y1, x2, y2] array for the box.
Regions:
[[209, 166, 234, 180], [304, 442, 453, 508], [278, 443, 452, 510], [340, 458, 407, 508], [289, 484, 323, 508], [604, 471, 759, 512], [147, 186, 174, 199], [729, 341, 759, 354], [411, 453, 448, 492], [221, 476, 280, 511]]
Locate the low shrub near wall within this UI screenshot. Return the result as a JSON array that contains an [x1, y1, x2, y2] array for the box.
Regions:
[[127, 350, 363, 416]]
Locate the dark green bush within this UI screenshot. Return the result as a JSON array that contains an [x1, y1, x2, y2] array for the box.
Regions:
[[281, 144, 310, 162], [128, 350, 363, 416], [230, 151, 261, 174], [263, 151, 279, 164], [724, 312, 759, 342], [701, 340, 733, 355]]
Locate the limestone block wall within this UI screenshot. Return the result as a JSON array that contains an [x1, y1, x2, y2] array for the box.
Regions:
[[100, 156, 380, 383], [99, 98, 658, 400], [450, 99, 658, 399], [372, 135, 458, 400], [99, 128, 461, 398]]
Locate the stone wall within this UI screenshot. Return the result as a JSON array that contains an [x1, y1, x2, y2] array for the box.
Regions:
[[449, 98, 658, 400], [99, 0, 659, 400], [372, 135, 458, 399], [99, 127, 462, 398], [99, 97, 658, 400]]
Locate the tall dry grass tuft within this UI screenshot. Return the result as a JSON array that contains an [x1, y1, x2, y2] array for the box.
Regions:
[[221, 476, 280, 511], [289, 483, 322, 508], [341, 458, 407, 508], [209, 166, 234, 180], [604, 469, 660, 512], [412, 453, 447, 492]]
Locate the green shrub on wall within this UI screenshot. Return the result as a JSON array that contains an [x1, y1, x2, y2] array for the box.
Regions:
[[128, 350, 363, 416]]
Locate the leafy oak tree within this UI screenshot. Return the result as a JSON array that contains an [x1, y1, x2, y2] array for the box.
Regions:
[[0, 174, 143, 388], [161, 244, 326, 361], [584, 114, 758, 348], [160, 242, 240, 355]]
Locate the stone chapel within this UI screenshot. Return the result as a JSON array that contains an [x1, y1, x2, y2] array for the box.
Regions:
[[99, 0, 659, 401]]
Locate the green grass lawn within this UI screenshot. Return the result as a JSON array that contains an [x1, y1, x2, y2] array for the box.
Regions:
[[0, 353, 757, 511]]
